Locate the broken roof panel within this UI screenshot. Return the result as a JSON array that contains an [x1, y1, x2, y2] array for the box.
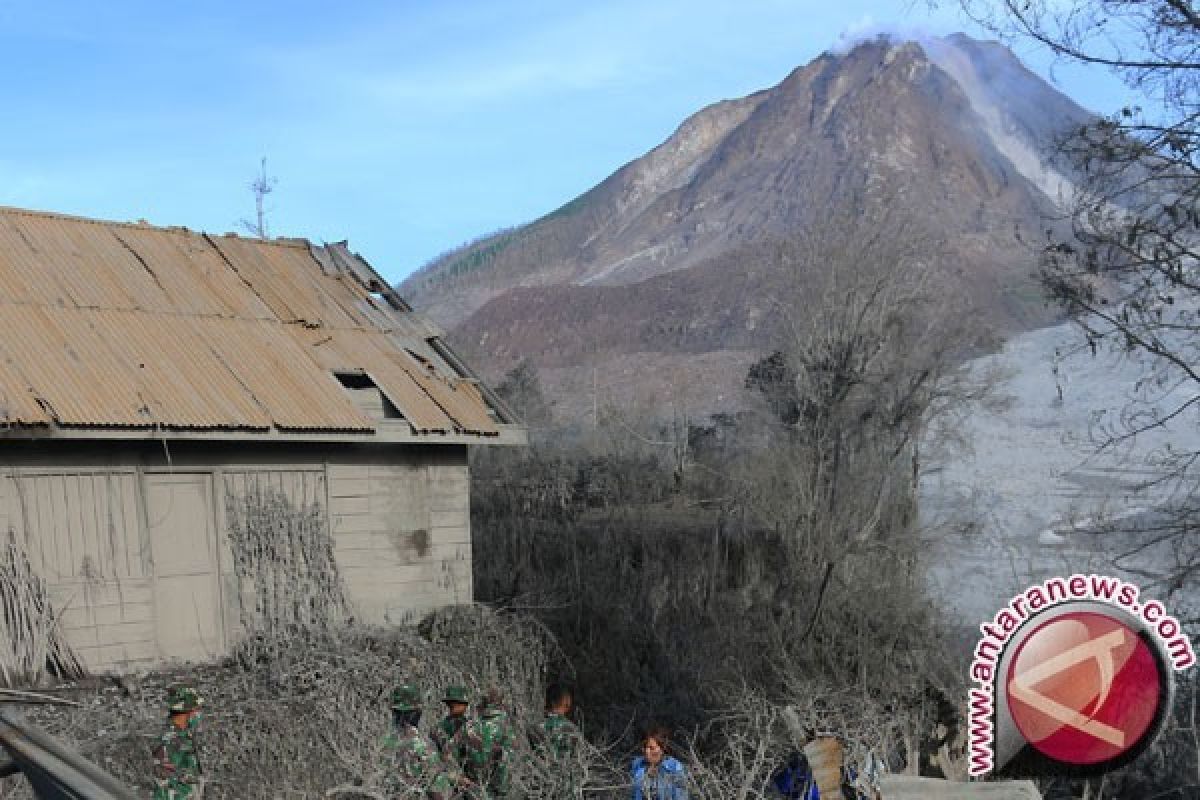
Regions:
[[0, 205, 503, 437]]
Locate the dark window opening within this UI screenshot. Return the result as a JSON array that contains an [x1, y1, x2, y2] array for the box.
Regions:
[[333, 371, 404, 420], [335, 371, 374, 390]]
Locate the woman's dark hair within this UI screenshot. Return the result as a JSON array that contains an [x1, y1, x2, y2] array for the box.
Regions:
[[640, 723, 673, 754], [545, 681, 573, 709]]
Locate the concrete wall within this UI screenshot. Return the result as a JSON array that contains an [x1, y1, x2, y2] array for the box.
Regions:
[[0, 440, 472, 671]]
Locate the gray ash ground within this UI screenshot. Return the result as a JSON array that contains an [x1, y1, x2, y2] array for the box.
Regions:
[[921, 320, 1200, 626]]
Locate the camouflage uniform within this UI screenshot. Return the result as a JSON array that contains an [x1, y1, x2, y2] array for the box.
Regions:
[[539, 712, 579, 760], [453, 689, 515, 799], [384, 684, 455, 800], [533, 711, 582, 796], [433, 685, 471, 762], [152, 687, 204, 800]]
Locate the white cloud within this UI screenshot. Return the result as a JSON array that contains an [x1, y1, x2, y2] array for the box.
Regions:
[[829, 14, 942, 55]]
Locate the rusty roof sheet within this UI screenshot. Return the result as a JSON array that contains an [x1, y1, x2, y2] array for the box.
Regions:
[[0, 206, 501, 436], [293, 326, 497, 434]]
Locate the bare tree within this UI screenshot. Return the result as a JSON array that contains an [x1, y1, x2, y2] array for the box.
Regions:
[[737, 204, 978, 661], [953, 0, 1200, 599]]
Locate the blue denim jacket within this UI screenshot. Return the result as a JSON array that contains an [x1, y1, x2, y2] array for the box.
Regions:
[[631, 755, 688, 800]]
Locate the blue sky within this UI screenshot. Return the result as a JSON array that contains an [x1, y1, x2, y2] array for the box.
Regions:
[[0, 1, 1138, 283]]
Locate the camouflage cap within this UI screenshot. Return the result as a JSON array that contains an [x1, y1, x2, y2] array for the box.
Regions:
[[443, 685, 469, 704], [391, 684, 421, 711], [167, 686, 204, 713]]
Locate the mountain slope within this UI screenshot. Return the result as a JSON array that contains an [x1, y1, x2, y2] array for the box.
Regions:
[[401, 35, 1094, 421]]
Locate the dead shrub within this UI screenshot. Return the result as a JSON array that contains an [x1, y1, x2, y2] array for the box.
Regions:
[[0, 529, 84, 687], [224, 483, 348, 660], [0, 608, 611, 799]]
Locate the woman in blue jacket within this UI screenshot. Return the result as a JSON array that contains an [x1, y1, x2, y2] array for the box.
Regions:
[[631, 724, 688, 800]]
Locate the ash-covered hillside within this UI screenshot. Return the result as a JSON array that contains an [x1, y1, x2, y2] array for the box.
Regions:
[[402, 34, 1093, 421]]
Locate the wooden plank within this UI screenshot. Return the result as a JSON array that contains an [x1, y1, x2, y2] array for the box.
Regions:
[[82, 604, 124, 627], [332, 514, 389, 534], [328, 464, 370, 482], [339, 564, 431, 584], [330, 495, 370, 516], [311, 471, 328, 510], [105, 474, 126, 578], [368, 468, 424, 488], [430, 542, 471, 561], [50, 476, 72, 581], [8, 476, 37, 573], [96, 621, 155, 646], [429, 531, 470, 551], [335, 548, 401, 569], [333, 532, 380, 551], [428, 471, 469, 489], [113, 640, 158, 664], [109, 580, 154, 606], [71, 475, 89, 578], [430, 510, 468, 530], [121, 601, 155, 624], [91, 474, 112, 581], [104, 473, 127, 578], [220, 472, 241, 504], [878, 776, 1041, 800], [376, 491, 434, 522], [298, 471, 312, 508], [297, 471, 315, 510], [329, 480, 369, 499], [72, 474, 97, 579], [57, 606, 93, 630], [75, 580, 152, 607], [429, 491, 468, 510], [50, 475, 70, 579], [27, 476, 49, 578], [0, 475, 9, 539], [119, 474, 144, 578], [61, 626, 99, 650]]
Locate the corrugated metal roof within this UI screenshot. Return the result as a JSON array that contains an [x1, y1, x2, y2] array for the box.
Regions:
[[292, 326, 499, 434], [0, 206, 501, 436]]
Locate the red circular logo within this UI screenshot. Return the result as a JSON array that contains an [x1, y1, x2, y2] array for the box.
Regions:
[[1005, 611, 1163, 766]]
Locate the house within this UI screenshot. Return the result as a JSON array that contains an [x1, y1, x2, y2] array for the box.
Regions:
[[0, 205, 523, 671]]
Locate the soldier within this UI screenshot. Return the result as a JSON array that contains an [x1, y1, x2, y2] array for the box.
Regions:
[[152, 686, 205, 800], [455, 687, 515, 798], [533, 682, 582, 796], [538, 682, 580, 760], [382, 684, 454, 800], [433, 685, 471, 757]]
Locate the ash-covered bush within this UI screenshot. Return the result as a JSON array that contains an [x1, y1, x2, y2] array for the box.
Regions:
[[0, 608, 602, 799]]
